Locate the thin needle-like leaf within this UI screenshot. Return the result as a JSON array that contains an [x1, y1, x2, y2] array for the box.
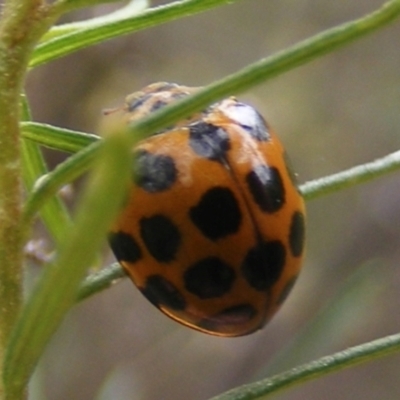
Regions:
[[20, 98, 71, 243], [21, 121, 98, 153], [31, 0, 241, 68], [209, 333, 400, 400]]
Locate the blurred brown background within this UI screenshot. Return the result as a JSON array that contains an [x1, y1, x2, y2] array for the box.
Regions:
[[27, 1, 400, 399]]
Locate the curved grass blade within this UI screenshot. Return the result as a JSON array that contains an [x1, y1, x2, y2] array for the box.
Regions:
[[44, 0, 149, 41], [21, 121, 98, 153], [31, 0, 240, 68], [76, 262, 126, 302], [209, 333, 400, 400], [20, 96, 71, 243]]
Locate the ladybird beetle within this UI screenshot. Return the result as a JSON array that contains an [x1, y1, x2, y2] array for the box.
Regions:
[[108, 82, 305, 337]]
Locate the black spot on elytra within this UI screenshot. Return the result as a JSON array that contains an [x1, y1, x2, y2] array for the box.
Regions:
[[289, 211, 305, 257], [241, 241, 286, 291], [108, 231, 142, 263], [133, 150, 177, 193], [141, 275, 186, 310], [189, 187, 241, 241], [189, 121, 230, 162], [276, 275, 298, 305], [231, 103, 270, 141], [140, 215, 181, 262], [198, 304, 257, 332], [246, 165, 285, 213], [184, 257, 236, 299]]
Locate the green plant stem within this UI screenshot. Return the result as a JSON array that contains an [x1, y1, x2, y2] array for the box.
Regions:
[[0, 0, 42, 352], [20, 98, 71, 245], [45, 0, 148, 40], [76, 263, 126, 302], [31, 0, 239, 67], [21, 121, 98, 153], [23, 141, 101, 228], [21, 140, 72, 243], [210, 333, 400, 400], [0, 2, 64, 399], [300, 149, 400, 200]]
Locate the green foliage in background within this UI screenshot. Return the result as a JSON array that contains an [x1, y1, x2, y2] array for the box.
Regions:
[[0, 0, 400, 399]]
